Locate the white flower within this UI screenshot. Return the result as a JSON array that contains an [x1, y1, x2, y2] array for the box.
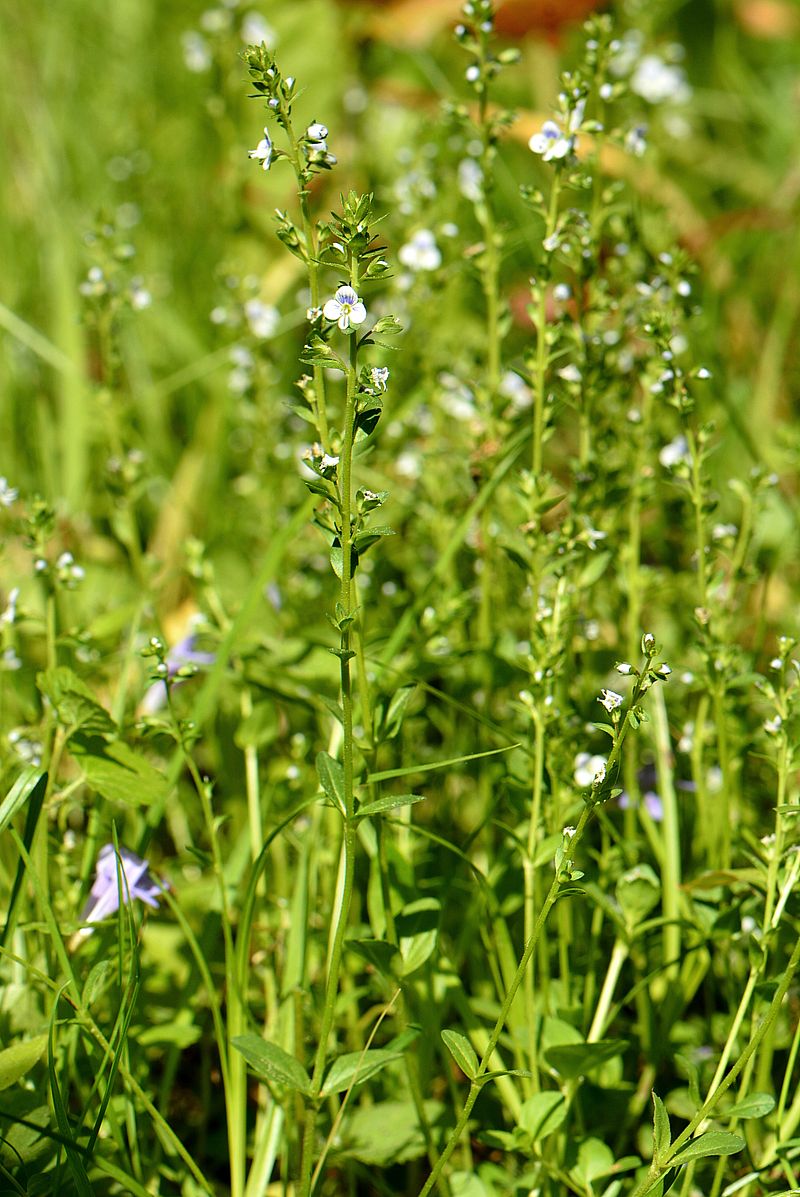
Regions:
[[182, 31, 211, 73], [0, 478, 18, 507], [712, 523, 737, 541], [553, 283, 571, 301], [598, 688, 624, 713], [129, 281, 152, 310], [659, 434, 691, 469], [245, 298, 279, 339], [696, 367, 712, 380], [465, 65, 480, 83], [631, 55, 691, 105], [625, 124, 648, 157], [323, 286, 367, 332], [249, 127, 273, 171], [370, 366, 389, 392], [764, 715, 782, 735], [499, 371, 531, 411], [1, 588, 19, 625], [558, 364, 582, 384], [458, 158, 483, 202], [562, 825, 576, 839], [2, 648, 21, 671], [616, 662, 634, 675], [574, 752, 607, 788], [306, 122, 328, 142], [398, 229, 441, 272], [657, 663, 672, 677], [320, 453, 339, 470], [241, 12, 276, 46], [529, 119, 572, 161]]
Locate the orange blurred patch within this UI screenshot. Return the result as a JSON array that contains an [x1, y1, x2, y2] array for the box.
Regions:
[[495, 0, 605, 40], [734, 0, 800, 37]]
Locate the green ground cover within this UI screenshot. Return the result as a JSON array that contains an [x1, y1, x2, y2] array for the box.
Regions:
[[1, 0, 799, 1194]]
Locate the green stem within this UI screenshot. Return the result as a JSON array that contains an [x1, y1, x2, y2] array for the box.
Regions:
[[297, 327, 360, 1197]]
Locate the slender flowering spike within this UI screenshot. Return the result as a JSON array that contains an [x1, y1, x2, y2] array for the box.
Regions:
[[598, 688, 624, 713], [76, 844, 163, 940], [249, 127, 273, 171], [323, 286, 367, 332]]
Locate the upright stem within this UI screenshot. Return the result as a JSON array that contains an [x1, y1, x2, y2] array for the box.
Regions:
[[297, 328, 360, 1197]]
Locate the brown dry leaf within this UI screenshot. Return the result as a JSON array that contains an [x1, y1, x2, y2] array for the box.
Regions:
[[734, 0, 800, 37]]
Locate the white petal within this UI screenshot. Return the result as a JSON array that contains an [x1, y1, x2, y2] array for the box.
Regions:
[[529, 133, 548, 154], [349, 302, 367, 325], [335, 285, 358, 305], [337, 313, 351, 331], [322, 300, 341, 321]]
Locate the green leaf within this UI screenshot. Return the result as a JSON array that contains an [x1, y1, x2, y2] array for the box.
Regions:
[[356, 793, 425, 820], [397, 898, 440, 976], [441, 1029, 478, 1080], [518, 1091, 567, 1141], [231, 1035, 311, 1095], [570, 1137, 615, 1185], [366, 742, 518, 784], [383, 684, 417, 739], [726, 1092, 775, 1119], [316, 751, 347, 816], [0, 768, 46, 836], [71, 737, 170, 806], [617, 864, 661, 926], [340, 1098, 444, 1166], [37, 667, 115, 736], [347, 937, 401, 978], [321, 1048, 401, 1096], [0, 1035, 48, 1091], [669, 1131, 745, 1166], [544, 1039, 627, 1079], [353, 525, 395, 554], [653, 1092, 671, 1161]]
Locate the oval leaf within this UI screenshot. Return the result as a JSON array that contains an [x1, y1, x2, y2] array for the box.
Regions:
[[441, 1029, 478, 1080], [0, 1035, 48, 1091], [726, 1092, 775, 1120], [231, 1034, 311, 1095], [356, 793, 425, 820], [519, 1091, 567, 1141], [669, 1130, 745, 1166], [316, 751, 346, 816], [321, 1048, 401, 1096]]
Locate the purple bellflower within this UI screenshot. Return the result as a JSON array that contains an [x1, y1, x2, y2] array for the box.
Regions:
[[78, 844, 163, 937]]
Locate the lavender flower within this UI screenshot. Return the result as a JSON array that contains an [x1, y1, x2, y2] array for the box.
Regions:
[[78, 844, 162, 936]]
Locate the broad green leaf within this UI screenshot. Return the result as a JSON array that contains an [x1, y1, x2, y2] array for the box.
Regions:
[[0, 768, 46, 836], [231, 1034, 311, 1095], [397, 898, 440, 976], [669, 1131, 745, 1166], [383, 684, 417, 739], [726, 1092, 775, 1119], [316, 750, 346, 816], [450, 1172, 492, 1197], [71, 737, 170, 806], [544, 1039, 627, 1079], [356, 793, 425, 820], [339, 1098, 444, 1166], [441, 1029, 478, 1080], [519, 1091, 567, 1141], [570, 1137, 615, 1185], [37, 667, 115, 736], [321, 1048, 401, 1096], [653, 1092, 671, 1161], [0, 1035, 48, 1091]]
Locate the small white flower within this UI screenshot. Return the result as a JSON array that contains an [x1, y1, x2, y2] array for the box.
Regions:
[[631, 55, 691, 105], [323, 286, 367, 332], [306, 122, 328, 142], [712, 523, 737, 541], [625, 124, 648, 157], [1, 588, 19, 625], [696, 367, 712, 380], [529, 119, 572, 161], [657, 663, 672, 677], [764, 715, 782, 735], [616, 662, 634, 675], [598, 688, 624, 713], [562, 825, 576, 839], [0, 478, 18, 507], [465, 64, 480, 83], [182, 31, 211, 73], [2, 648, 21, 671], [320, 453, 340, 470], [678, 722, 694, 752], [370, 366, 389, 392], [458, 158, 483, 202], [129, 281, 152, 310], [245, 298, 279, 339], [659, 434, 691, 469], [558, 364, 582, 384], [574, 752, 607, 788], [599, 82, 613, 101], [249, 127, 273, 171], [769, 657, 782, 671], [553, 283, 571, 301], [398, 229, 442, 272], [240, 12, 276, 46]]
